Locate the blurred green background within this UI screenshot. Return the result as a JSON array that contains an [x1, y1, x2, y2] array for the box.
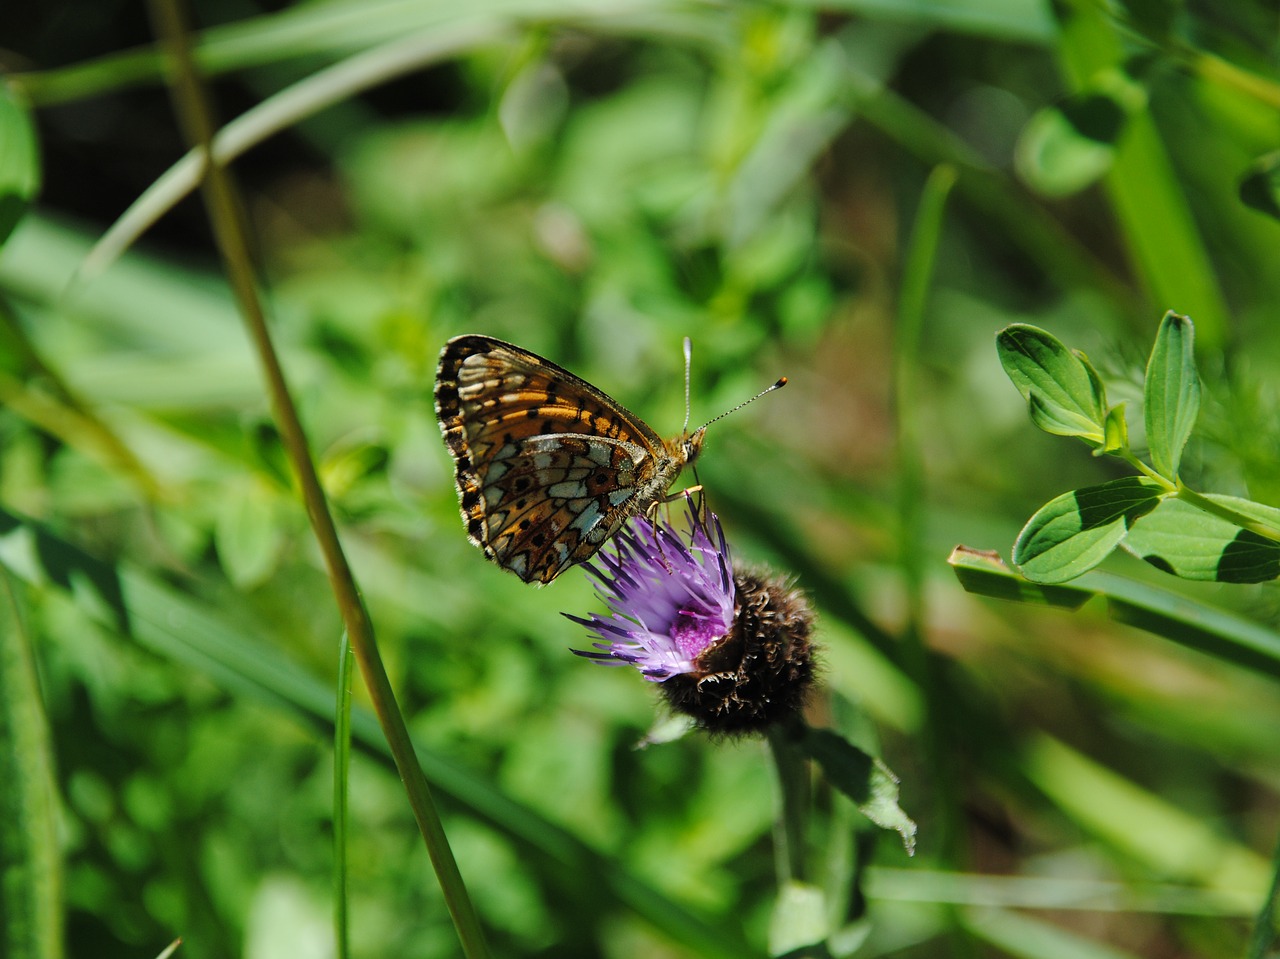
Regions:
[[3, 0, 1280, 957]]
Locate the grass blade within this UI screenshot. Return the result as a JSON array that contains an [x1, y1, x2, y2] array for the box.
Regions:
[[0, 571, 63, 959]]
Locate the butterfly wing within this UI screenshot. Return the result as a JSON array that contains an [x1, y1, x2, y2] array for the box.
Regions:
[[435, 335, 676, 583]]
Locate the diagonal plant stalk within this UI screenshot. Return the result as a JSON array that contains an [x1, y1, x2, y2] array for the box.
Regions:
[[144, 0, 490, 955], [333, 631, 355, 959]]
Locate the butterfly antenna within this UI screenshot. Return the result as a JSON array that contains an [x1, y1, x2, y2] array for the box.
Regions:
[[695, 375, 788, 433], [682, 336, 693, 434]]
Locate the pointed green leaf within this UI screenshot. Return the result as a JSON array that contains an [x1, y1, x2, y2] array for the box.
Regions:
[[997, 325, 1107, 444], [0, 84, 41, 248], [1101, 403, 1128, 454], [1122, 495, 1280, 583], [797, 727, 917, 855], [1014, 477, 1165, 584], [1144, 312, 1200, 479]]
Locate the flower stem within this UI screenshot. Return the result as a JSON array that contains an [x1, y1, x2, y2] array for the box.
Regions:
[[767, 723, 811, 885]]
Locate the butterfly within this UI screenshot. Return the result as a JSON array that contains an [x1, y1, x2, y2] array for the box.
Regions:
[[435, 334, 784, 584]]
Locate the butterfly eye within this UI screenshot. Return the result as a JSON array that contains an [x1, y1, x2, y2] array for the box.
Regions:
[[683, 434, 704, 463]]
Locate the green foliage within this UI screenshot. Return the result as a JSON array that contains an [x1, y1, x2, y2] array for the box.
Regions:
[[996, 324, 1109, 446], [5, 0, 1280, 957], [1014, 477, 1164, 584], [1001, 314, 1280, 585]]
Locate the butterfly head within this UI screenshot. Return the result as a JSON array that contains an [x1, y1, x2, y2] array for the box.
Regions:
[[681, 427, 706, 466]]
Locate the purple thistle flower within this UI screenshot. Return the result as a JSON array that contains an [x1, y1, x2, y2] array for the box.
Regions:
[[568, 502, 817, 736], [567, 502, 735, 681]]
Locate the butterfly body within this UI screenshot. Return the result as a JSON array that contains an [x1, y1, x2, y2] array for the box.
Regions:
[[435, 335, 703, 584]]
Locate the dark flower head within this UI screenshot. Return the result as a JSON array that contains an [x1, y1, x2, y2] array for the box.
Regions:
[[567, 503, 816, 735]]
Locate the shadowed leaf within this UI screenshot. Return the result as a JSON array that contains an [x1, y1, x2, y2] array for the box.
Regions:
[[1014, 477, 1165, 583]]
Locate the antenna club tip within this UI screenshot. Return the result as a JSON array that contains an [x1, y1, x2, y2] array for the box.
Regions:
[[775, 376, 788, 388]]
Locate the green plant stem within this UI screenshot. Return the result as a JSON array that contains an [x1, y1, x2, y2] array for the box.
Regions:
[[333, 631, 354, 959], [1174, 484, 1280, 543], [767, 723, 811, 887], [1114, 450, 1175, 491], [144, 1, 489, 956]]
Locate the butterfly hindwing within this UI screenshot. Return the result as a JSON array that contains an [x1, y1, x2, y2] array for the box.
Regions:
[[435, 335, 697, 584]]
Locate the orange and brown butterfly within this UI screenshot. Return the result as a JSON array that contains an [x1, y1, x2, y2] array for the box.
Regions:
[[434, 334, 784, 584]]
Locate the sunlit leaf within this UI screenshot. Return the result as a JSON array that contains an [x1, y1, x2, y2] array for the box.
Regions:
[[1013, 477, 1165, 583], [1143, 312, 1199, 479], [1101, 403, 1128, 454], [1122, 495, 1280, 583], [997, 325, 1108, 444]]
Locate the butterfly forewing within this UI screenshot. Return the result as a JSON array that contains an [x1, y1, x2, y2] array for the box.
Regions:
[[435, 335, 698, 584]]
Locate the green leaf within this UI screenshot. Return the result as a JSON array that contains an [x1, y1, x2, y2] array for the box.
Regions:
[[1143, 312, 1199, 479], [1014, 98, 1119, 199], [1013, 477, 1165, 584], [0, 84, 40, 249], [768, 881, 828, 957], [997, 325, 1107, 444], [1101, 403, 1128, 454], [1121, 495, 1280, 583], [214, 485, 288, 590], [1239, 151, 1280, 223], [797, 726, 917, 855], [0, 574, 63, 959]]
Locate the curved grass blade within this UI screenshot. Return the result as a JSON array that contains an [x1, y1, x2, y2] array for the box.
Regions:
[[949, 547, 1280, 681]]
